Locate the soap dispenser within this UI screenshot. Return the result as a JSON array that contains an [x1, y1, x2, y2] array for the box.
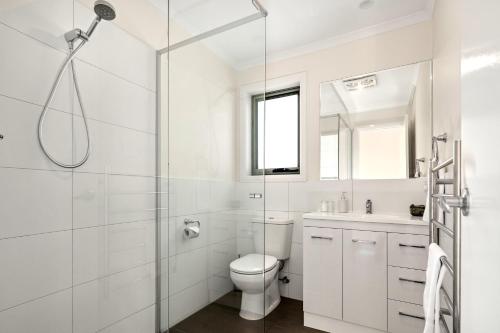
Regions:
[[337, 192, 348, 213]]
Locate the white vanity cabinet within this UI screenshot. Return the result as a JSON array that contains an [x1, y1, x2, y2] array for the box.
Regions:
[[302, 213, 429, 333]]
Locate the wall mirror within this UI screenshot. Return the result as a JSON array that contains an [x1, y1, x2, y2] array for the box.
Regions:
[[320, 61, 432, 180]]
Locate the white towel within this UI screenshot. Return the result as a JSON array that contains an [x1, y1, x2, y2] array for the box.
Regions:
[[423, 243, 448, 333], [423, 190, 430, 222]]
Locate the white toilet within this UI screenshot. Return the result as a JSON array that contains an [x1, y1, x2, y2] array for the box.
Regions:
[[229, 217, 294, 320]]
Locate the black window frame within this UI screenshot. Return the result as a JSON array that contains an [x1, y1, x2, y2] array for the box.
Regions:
[[251, 86, 301, 176]]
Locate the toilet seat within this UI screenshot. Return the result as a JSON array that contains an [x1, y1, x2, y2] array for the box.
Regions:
[[230, 254, 277, 275]]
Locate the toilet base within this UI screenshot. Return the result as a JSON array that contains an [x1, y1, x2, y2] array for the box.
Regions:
[[239, 277, 281, 320]]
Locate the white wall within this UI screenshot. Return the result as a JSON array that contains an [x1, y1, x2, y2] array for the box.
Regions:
[[235, 22, 433, 299], [0, 1, 157, 332]]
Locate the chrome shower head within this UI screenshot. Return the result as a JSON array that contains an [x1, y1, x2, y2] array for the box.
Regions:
[[94, 0, 116, 21]]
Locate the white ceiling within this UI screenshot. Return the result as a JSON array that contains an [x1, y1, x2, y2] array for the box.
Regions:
[[321, 62, 421, 115], [168, 0, 434, 69]]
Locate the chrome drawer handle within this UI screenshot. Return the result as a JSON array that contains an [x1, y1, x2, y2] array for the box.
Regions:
[[399, 243, 426, 249], [399, 277, 425, 285], [352, 239, 376, 245], [311, 236, 333, 240], [399, 311, 425, 321]]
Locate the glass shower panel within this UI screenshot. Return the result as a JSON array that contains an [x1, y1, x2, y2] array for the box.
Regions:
[[159, 1, 266, 331]]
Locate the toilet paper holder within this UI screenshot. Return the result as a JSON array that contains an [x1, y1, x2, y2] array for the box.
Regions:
[[184, 218, 200, 239]]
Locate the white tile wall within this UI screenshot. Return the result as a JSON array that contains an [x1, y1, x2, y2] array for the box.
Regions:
[[0, 289, 72, 333], [0, 96, 73, 171], [0, 231, 72, 311], [73, 220, 156, 285], [72, 263, 155, 333], [0, 168, 72, 239], [0, 1, 157, 331]]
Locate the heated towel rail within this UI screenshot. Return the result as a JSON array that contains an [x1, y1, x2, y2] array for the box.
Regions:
[[428, 139, 469, 333]]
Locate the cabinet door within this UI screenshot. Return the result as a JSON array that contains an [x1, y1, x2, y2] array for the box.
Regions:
[[343, 230, 387, 331], [303, 227, 342, 319]]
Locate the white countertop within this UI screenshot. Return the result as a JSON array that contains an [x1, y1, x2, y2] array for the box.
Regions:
[[303, 212, 427, 226]]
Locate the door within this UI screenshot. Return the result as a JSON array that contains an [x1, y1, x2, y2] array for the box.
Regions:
[[343, 230, 387, 331]]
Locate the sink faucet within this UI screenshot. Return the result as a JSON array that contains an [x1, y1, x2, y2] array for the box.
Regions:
[[366, 199, 373, 214]]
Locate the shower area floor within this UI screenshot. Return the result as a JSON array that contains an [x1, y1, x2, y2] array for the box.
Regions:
[[170, 292, 322, 333]]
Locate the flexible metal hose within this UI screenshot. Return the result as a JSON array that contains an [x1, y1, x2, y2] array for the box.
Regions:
[[38, 40, 90, 168]]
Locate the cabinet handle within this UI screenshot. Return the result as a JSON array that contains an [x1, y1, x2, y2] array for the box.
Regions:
[[399, 311, 425, 321], [352, 239, 376, 245], [399, 277, 426, 285], [311, 236, 333, 240], [399, 243, 426, 249]]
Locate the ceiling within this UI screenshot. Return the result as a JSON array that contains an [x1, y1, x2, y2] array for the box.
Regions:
[[79, 0, 434, 69], [169, 0, 434, 69], [321, 62, 421, 115]]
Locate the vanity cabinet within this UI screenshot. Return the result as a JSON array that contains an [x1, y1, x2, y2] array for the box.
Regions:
[[343, 230, 387, 331], [303, 227, 342, 320], [302, 214, 429, 333]]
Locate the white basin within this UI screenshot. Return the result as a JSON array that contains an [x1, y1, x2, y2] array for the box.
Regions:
[[302, 212, 426, 226]]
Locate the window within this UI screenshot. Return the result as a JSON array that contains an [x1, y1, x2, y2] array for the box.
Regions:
[[251, 87, 300, 175]]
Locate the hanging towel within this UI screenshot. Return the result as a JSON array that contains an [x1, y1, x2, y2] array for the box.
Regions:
[[423, 190, 430, 222], [423, 243, 448, 333]]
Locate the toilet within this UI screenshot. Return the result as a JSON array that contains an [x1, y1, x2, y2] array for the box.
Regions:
[[229, 217, 294, 320]]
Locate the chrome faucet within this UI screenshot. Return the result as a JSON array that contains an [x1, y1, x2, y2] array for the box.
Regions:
[[366, 199, 373, 214]]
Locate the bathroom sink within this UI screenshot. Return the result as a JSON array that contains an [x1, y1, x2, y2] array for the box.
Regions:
[[302, 212, 426, 225]]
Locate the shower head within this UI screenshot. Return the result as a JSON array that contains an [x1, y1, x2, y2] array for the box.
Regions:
[[94, 1, 116, 21], [64, 0, 116, 44]]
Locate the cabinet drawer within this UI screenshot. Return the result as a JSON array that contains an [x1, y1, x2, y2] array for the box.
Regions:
[[343, 230, 387, 331], [303, 227, 342, 320], [388, 233, 428, 270], [388, 300, 425, 333], [388, 266, 426, 305]]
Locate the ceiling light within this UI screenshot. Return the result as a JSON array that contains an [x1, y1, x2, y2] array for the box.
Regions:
[[343, 74, 377, 91], [359, 0, 375, 10]]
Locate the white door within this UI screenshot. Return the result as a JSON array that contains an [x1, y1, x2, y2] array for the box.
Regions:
[[303, 227, 342, 319], [343, 230, 387, 331], [461, 0, 500, 331]]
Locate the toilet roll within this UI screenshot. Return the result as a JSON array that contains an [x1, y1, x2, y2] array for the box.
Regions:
[[184, 225, 200, 239]]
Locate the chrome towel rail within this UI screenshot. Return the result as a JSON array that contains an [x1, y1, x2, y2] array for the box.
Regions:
[[428, 139, 470, 333]]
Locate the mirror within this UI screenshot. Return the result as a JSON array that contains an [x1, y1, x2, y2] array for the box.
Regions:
[[320, 61, 432, 180]]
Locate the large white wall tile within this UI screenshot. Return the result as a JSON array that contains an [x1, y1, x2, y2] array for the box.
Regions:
[[0, 23, 72, 111], [288, 180, 353, 212], [0, 0, 72, 51], [168, 281, 209, 326], [73, 263, 155, 333], [0, 289, 72, 333], [73, 173, 156, 228], [0, 168, 72, 239], [73, 220, 155, 285], [288, 243, 303, 275], [99, 305, 155, 333], [73, 60, 156, 133], [169, 247, 208, 296], [74, 2, 156, 91], [0, 231, 72, 311], [73, 117, 155, 176], [208, 211, 237, 245], [352, 179, 426, 214], [265, 182, 289, 211], [0, 96, 73, 171], [288, 273, 303, 301]]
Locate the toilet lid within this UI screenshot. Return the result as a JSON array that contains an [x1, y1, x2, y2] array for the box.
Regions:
[[230, 254, 278, 275]]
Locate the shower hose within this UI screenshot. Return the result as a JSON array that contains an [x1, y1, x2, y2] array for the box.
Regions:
[[38, 40, 90, 168]]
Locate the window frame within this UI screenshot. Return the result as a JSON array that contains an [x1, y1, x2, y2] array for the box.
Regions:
[[250, 86, 301, 176]]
